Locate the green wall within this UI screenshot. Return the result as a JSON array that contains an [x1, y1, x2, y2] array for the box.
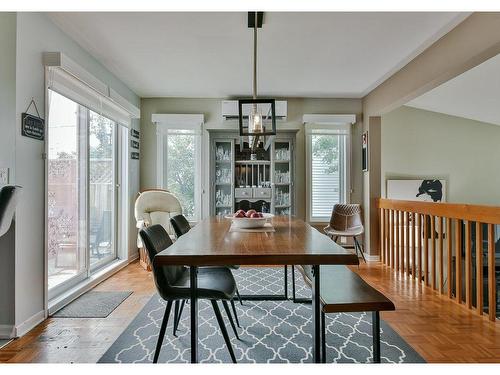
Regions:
[[382, 106, 500, 205]]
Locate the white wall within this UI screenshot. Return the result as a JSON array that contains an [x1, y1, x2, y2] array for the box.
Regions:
[[0, 12, 17, 334], [382, 106, 500, 205], [11, 12, 140, 336], [140, 97, 363, 222]]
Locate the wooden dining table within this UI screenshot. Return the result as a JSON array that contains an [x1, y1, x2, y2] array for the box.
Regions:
[[153, 216, 359, 363]]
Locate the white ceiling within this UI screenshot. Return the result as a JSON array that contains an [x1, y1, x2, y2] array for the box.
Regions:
[[47, 12, 468, 98], [406, 52, 500, 126]]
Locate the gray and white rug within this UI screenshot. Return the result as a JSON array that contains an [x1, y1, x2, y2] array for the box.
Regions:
[[99, 267, 424, 363], [53, 291, 133, 318]]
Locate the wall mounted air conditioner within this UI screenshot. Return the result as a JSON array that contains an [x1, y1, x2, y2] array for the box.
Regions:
[[222, 100, 287, 120]]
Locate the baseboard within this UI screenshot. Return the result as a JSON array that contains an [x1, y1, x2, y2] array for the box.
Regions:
[[364, 254, 380, 262], [128, 251, 139, 263], [0, 324, 15, 339], [14, 309, 46, 337]]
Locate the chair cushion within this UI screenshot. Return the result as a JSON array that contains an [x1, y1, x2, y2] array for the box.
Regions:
[[324, 225, 364, 237], [172, 267, 237, 300]]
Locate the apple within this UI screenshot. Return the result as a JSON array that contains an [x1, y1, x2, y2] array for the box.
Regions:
[[245, 209, 257, 218], [233, 210, 245, 218], [250, 212, 263, 218]]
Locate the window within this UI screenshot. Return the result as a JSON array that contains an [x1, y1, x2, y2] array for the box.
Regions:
[[156, 121, 203, 222], [306, 123, 351, 222], [47, 90, 125, 297]]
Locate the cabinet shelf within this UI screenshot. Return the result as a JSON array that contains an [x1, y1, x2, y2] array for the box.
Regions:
[[274, 182, 291, 186], [235, 160, 271, 165], [274, 160, 290, 163], [215, 183, 232, 186], [275, 205, 291, 208]]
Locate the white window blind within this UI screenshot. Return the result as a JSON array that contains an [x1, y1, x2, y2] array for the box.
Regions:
[[44, 52, 140, 128], [305, 120, 352, 222]]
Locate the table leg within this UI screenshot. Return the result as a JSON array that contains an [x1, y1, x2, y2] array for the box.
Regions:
[[312, 264, 321, 363], [190, 266, 198, 363]]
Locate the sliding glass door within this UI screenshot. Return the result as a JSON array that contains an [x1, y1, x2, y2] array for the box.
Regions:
[[47, 90, 120, 298]]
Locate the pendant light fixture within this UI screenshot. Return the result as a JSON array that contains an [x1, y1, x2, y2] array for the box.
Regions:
[[238, 12, 276, 151]]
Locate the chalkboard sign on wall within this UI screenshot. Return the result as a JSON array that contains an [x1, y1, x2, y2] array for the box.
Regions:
[[22, 113, 45, 141], [21, 99, 45, 141]]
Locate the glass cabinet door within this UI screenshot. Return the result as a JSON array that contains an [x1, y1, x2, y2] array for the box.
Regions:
[[273, 140, 292, 216], [213, 140, 234, 217]]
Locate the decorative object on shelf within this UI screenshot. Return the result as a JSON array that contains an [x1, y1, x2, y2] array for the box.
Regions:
[[238, 12, 276, 151], [131, 152, 139, 160], [21, 98, 45, 141], [131, 140, 140, 149], [275, 147, 290, 161], [362, 131, 368, 171], [215, 145, 231, 161], [131, 128, 140, 139]]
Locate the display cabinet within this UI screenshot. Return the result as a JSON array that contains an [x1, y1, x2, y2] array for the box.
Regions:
[[210, 132, 295, 217]]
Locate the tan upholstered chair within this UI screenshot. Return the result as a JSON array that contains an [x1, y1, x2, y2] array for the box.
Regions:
[[134, 189, 182, 270], [324, 204, 366, 262]]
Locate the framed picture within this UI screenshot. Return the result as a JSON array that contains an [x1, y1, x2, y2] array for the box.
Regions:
[[362, 131, 368, 171], [131, 128, 140, 139], [131, 152, 140, 160], [386, 179, 446, 202], [131, 139, 140, 149]]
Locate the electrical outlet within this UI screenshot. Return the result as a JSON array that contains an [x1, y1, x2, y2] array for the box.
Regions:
[[0, 167, 9, 184]]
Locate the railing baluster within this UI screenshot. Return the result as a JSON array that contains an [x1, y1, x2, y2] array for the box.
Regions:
[[405, 211, 410, 276], [465, 221, 472, 309], [390, 210, 395, 269], [476, 222, 483, 315], [423, 215, 428, 286], [411, 212, 416, 279], [447, 218, 452, 298], [431, 215, 436, 290], [416, 214, 422, 282], [395, 211, 400, 272], [488, 224, 496, 321], [455, 219, 462, 304], [380, 208, 384, 264], [385, 209, 389, 265], [438, 216, 444, 294]]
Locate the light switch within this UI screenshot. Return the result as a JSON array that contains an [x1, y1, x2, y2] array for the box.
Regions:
[[0, 168, 9, 184]]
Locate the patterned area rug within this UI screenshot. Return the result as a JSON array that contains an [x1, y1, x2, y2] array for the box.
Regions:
[[99, 267, 424, 363]]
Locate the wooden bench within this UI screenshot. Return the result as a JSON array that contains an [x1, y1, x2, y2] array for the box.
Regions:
[[296, 265, 395, 363]]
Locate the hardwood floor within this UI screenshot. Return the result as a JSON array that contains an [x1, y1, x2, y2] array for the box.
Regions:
[[0, 260, 499, 363]]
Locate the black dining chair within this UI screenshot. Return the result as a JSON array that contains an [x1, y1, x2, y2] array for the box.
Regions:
[[170, 214, 243, 334], [0, 185, 22, 238], [140, 224, 239, 363]]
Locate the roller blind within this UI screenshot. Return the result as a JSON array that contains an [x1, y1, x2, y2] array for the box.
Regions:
[[44, 52, 139, 128]]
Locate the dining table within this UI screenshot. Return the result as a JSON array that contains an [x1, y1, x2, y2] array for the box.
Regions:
[[153, 215, 359, 363]]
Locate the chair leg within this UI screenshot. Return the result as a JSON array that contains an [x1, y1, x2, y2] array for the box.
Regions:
[[230, 299, 241, 328], [292, 265, 297, 301], [372, 311, 381, 363], [173, 300, 179, 336], [354, 237, 367, 263], [236, 288, 243, 306], [334, 236, 338, 242], [153, 300, 173, 363], [222, 300, 240, 340], [321, 310, 326, 363], [173, 300, 185, 336], [211, 300, 237, 363]]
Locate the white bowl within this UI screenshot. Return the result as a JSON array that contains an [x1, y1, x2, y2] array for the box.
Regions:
[[225, 213, 274, 229]]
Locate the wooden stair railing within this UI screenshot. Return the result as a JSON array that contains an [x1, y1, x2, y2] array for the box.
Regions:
[[378, 198, 500, 322]]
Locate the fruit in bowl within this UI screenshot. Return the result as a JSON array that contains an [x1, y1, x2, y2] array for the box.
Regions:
[[227, 210, 274, 228]]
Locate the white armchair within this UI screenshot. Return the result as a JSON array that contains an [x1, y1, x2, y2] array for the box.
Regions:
[[134, 189, 182, 270]]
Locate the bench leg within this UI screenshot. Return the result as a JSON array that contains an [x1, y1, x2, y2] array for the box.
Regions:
[[321, 310, 326, 363], [372, 311, 380, 363]]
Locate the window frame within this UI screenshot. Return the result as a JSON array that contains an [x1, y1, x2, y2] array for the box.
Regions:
[[305, 122, 352, 223], [156, 122, 203, 222]]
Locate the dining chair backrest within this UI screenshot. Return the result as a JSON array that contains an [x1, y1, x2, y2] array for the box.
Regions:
[[0, 186, 22, 238], [329, 204, 363, 232], [170, 214, 191, 238], [139, 224, 185, 299]]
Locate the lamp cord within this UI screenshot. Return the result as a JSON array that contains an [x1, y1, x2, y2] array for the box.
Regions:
[[253, 12, 257, 100]]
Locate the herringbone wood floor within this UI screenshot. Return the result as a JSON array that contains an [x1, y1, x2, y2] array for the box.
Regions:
[[1, 260, 499, 363]]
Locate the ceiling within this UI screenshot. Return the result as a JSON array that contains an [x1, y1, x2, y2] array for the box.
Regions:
[[406, 52, 500, 126], [47, 12, 468, 98]]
